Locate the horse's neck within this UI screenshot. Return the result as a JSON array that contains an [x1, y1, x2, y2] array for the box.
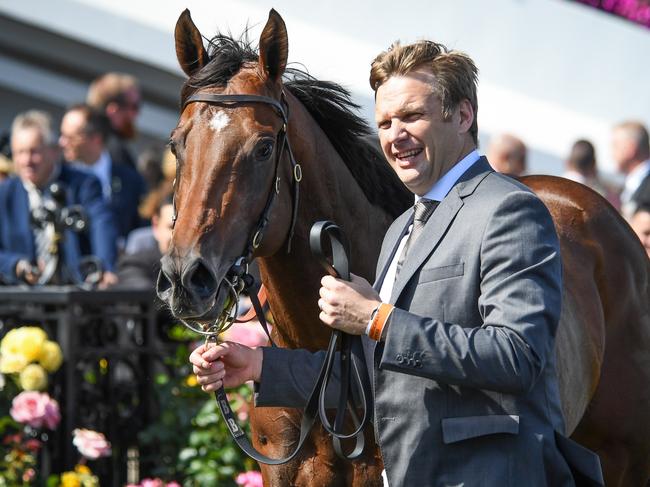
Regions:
[[257, 94, 395, 349]]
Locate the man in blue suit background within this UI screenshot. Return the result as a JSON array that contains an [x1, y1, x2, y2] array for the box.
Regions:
[[59, 104, 147, 248], [0, 110, 118, 285]]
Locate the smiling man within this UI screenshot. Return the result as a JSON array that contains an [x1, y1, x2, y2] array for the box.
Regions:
[[190, 40, 604, 486]]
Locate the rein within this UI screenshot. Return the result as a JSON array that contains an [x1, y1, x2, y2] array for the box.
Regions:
[[172, 91, 372, 464]]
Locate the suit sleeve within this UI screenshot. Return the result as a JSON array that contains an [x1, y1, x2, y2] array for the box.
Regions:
[[255, 343, 368, 409], [380, 191, 562, 394], [80, 176, 118, 272]]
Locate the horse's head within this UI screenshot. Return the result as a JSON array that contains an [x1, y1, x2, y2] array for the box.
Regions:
[[157, 9, 296, 322]]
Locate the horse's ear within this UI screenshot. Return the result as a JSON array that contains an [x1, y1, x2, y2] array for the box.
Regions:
[[258, 9, 288, 84], [175, 9, 208, 77]]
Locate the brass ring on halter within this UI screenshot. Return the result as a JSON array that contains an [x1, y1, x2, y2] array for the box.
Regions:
[[179, 278, 240, 337], [252, 230, 263, 249], [294, 164, 303, 182], [275, 176, 281, 195]]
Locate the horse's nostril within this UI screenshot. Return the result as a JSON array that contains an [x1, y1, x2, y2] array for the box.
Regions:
[[156, 269, 173, 299], [187, 260, 218, 299]]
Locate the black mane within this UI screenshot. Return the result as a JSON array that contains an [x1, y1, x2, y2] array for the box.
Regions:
[[181, 33, 412, 219]]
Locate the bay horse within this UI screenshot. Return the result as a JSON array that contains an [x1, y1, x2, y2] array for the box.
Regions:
[[158, 9, 650, 486]]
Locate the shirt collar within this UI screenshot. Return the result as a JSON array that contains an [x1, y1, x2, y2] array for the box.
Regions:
[[417, 149, 480, 202], [625, 159, 650, 194]]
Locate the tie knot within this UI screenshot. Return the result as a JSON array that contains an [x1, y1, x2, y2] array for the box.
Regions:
[[413, 198, 438, 223]]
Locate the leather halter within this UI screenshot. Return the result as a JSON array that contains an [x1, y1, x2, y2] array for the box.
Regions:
[[173, 91, 302, 261]]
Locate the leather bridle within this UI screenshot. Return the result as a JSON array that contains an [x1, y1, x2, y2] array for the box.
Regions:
[[171, 91, 372, 465]]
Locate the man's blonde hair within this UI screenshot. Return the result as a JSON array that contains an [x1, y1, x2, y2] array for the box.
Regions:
[[369, 40, 479, 143], [11, 110, 55, 146], [86, 72, 139, 110]]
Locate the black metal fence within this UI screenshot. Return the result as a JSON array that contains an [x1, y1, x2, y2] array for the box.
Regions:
[[0, 286, 182, 486]]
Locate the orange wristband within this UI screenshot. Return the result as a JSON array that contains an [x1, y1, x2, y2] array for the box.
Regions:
[[368, 303, 394, 341]]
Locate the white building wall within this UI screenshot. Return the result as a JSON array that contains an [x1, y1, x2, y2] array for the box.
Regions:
[[2, 0, 649, 176]]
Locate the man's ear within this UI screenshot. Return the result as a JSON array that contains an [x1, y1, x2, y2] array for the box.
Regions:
[[458, 99, 474, 135]]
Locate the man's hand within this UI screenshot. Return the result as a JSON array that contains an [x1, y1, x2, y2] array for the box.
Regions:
[[189, 341, 263, 393], [97, 271, 118, 289], [15, 259, 40, 285], [318, 273, 381, 335]]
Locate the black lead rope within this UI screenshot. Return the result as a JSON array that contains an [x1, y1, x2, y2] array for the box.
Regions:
[[212, 221, 372, 464]]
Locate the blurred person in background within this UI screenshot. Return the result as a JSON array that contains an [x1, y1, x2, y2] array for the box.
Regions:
[[86, 72, 141, 169], [0, 154, 12, 183], [59, 104, 146, 246], [562, 139, 621, 210], [137, 145, 165, 191], [124, 147, 176, 255], [629, 200, 650, 258], [486, 133, 527, 177], [612, 120, 650, 218], [0, 110, 117, 285], [114, 191, 173, 289], [0, 132, 12, 182]]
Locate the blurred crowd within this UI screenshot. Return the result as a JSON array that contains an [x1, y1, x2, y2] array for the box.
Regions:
[[486, 127, 650, 257], [0, 72, 648, 291], [0, 72, 176, 288]]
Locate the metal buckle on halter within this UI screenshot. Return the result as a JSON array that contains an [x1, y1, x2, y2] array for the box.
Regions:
[[293, 164, 302, 182]]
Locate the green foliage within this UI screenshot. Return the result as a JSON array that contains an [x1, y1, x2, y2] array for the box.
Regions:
[[138, 325, 258, 486]]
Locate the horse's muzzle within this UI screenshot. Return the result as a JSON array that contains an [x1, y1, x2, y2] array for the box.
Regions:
[[157, 254, 220, 319]]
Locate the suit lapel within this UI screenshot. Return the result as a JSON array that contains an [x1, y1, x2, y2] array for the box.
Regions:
[[389, 158, 493, 303]]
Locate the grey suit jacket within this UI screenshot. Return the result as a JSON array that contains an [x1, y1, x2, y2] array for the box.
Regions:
[[257, 158, 603, 486]]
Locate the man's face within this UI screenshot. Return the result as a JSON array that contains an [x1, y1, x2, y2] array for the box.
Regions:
[[107, 87, 141, 140], [153, 203, 174, 254], [611, 128, 635, 174], [375, 69, 474, 196], [11, 128, 56, 188], [630, 210, 650, 258], [59, 110, 101, 164]]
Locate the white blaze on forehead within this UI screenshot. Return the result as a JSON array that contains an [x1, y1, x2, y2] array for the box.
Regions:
[[209, 111, 231, 133]]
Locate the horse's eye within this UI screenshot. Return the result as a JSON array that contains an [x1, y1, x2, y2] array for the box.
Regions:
[[255, 140, 274, 160]]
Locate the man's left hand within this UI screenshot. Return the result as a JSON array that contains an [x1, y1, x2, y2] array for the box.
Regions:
[[318, 273, 381, 335]]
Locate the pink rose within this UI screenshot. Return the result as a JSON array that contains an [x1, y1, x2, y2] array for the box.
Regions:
[[10, 391, 61, 430], [140, 479, 163, 487], [72, 428, 112, 459], [166, 482, 181, 487], [235, 471, 263, 487]]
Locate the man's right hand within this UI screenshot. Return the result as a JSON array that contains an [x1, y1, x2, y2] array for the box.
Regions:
[[189, 341, 263, 393], [15, 259, 40, 285]]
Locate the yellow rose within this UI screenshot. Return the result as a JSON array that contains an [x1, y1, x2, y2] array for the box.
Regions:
[[0, 327, 47, 362], [61, 471, 81, 487], [19, 363, 48, 391], [81, 474, 99, 487], [0, 352, 28, 373], [74, 464, 91, 475], [39, 340, 63, 373], [185, 374, 198, 387]]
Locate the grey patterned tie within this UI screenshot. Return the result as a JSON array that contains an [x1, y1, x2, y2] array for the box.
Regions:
[[395, 198, 439, 278]]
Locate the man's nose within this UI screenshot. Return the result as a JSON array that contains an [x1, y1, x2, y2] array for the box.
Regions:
[[387, 121, 408, 144]]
